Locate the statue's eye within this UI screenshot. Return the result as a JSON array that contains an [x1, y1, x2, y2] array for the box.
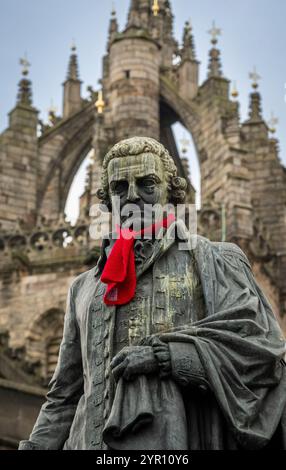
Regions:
[[145, 179, 155, 187], [139, 177, 158, 189], [111, 181, 128, 194]]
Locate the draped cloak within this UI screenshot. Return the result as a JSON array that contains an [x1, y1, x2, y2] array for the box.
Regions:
[[19, 220, 286, 450]]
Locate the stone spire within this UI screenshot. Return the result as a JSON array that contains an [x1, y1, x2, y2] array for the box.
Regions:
[[248, 92, 263, 122], [247, 67, 263, 122], [66, 41, 80, 80], [63, 42, 82, 119], [125, 0, 174, 45], [207, 21, 223, 78], [163, 0, 174, 36], [17, 55, 33, 106], [177, 19, 199, 100], [151, 0, 175, 46], [107, 5, 119, 49], [181, 20, 196, 62], [127, 0, 141, 28], [159, 0, 177, 68], [5, 56, 39, 229], [126, 0, 150, 30], [9, 54, 38, 132]]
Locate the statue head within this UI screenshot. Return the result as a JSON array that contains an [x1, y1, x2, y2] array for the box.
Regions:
[[97, 137, 187, 224]]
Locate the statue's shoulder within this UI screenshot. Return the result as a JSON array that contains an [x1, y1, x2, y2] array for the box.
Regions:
[[195, 235, 251, 268], [70, 267, 97, 295], [211, 239, 251, 267]]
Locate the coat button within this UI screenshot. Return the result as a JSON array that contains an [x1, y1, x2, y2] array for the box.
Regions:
[[199, 384, 207, 394]]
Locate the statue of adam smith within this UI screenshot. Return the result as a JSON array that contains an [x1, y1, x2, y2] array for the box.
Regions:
[[19, 137, 286, 450]]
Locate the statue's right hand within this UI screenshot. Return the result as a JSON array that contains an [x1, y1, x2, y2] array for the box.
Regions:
[[110, 345, 159, 382]]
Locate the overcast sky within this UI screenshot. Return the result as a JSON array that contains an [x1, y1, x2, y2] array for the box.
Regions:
[[1, 0, 285, 223]]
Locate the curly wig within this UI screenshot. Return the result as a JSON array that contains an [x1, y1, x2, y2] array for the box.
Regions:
[[97, 136, 187, 210]]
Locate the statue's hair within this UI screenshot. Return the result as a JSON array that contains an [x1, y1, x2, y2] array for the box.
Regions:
[[97, 137, 187, 209]]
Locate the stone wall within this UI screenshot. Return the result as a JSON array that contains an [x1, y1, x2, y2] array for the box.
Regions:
[[0, 104, 38, 231], [106, 35, 161, 141], [0, 379, 46, 448]]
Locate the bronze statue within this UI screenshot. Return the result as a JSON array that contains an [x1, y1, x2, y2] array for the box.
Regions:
[[19, 137, 286, 450]]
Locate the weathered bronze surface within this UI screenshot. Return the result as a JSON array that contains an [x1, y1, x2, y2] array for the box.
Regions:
[[19, 138, 286, 450]]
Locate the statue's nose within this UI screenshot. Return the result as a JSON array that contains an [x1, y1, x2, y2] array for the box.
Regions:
[[127, 182, 140, 202]]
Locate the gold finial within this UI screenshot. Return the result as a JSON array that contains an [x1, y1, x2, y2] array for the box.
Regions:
[[19, 53, 31, 76], [180, 134, 191, 155], [268, 112, 279, 135], [152, 0, 160, 17], [47, 100, 58, 125], [208, 21, 222, 45], [249, 66, 261, 89], [95, 90, 105, 114], [231, 81, 239, 99]]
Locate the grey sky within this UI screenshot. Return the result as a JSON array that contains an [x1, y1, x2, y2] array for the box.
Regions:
[[1, 0, 285, 223]]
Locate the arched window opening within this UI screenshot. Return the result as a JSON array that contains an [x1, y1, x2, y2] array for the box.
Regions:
[[159, 97, 201, 210], [172, 122, 201, 210], [65, 150, 94, 226]]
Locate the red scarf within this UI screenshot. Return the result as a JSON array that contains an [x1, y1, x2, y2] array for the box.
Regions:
[[101, 214, 175, 306]]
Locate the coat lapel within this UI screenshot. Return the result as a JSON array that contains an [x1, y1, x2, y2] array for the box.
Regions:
[[93, 221, 216, 318]]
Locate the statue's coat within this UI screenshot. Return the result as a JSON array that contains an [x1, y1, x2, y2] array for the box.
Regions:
[[19, 221, 286, 450]]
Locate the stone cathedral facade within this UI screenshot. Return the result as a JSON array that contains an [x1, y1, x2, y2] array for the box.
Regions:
[[0, 0, 285, 447]]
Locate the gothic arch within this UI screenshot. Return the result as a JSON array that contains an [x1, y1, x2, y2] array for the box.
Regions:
[[25, 308, 64, 382], [59, 135, 93, 213], [160, 77, 202, 161], [160, 76, 234, 175], [37, 103, 95, 219]]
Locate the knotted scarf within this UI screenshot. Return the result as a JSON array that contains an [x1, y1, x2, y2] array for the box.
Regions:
[[101, 214, 175, 306]]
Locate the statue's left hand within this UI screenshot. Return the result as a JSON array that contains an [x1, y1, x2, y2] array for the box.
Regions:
[[110, 346, 159, 382]]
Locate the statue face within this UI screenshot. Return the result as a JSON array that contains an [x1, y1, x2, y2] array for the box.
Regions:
[[107, 153, 169, 225]]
